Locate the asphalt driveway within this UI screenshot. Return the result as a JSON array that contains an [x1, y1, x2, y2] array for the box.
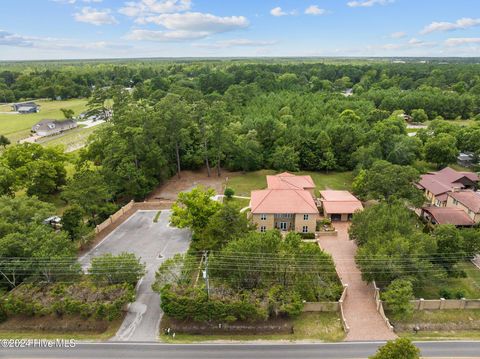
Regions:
[[79, 210, 191, 342]]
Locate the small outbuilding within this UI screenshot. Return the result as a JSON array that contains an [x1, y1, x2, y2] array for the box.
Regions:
[[320, 190, 363, 221], [12, 101, 40, 114]]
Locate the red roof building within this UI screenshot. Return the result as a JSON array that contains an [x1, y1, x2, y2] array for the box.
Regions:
[[320, 190, 363, 222], [417, 167, 478, 207], [421, 206, 475, 227], [249, 172, 319, 233]]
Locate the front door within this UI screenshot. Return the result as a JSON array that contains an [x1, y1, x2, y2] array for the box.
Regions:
[[280, 222, 287, 231]]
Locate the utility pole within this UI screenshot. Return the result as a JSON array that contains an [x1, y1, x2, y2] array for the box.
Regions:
[[202, 250, 210, 299]]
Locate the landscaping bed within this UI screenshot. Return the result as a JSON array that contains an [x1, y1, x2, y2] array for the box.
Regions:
[[0, 280, 135, 324]]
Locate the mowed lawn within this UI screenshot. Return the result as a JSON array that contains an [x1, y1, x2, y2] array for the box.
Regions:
[[38, 123, 104, 152], [0, 99, 88, 142], [226, 170, 354, 197]]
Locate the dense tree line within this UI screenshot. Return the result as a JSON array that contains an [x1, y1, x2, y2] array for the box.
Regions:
[[350, 201, 480, 294]]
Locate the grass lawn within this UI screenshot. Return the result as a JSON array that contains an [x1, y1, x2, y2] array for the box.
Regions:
[[0, 318, 122, 341], [226, 170, 353, 197], [0, 99, 88, 142], [392, 310, 480, 340], [160, 313, 345, 343], [224, 197, 250, 209], [38, 123, 104, 152], [414, 261, 480, 299]]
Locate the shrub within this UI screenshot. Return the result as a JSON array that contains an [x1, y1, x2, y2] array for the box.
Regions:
[[160, 285, 268, 323], [2, 280, 134, 321], [440, 288, 452, 299], [89, 252, 146, 286], [382, 279, 414, 320], [224, 187, 235, 199], [297, 232, 315, 239], [370, 338, 420, 359]]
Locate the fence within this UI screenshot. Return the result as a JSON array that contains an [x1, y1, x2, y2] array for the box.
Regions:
[[372, 281, 394, 332], [302, 301, 339, 312], [409, 298, 480, 310], [94, 200, 135, 234], [301, 285, 349, 333], [338, 284, 350, 333]]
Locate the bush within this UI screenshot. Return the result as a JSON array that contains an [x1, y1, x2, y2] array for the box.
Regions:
[[297, 232, 315, 239], [382, 279, 414, 320], [370, 338, 420, 359], [2, 280, 134, 321], [160, 285, 268, 323], [224, 187, 235, 199], [89, 252, 146, 285]]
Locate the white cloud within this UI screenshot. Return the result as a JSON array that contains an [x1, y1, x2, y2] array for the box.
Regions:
[[347, 0, 394, 8], [305, 5, 326, 15], [119, 0, 191, 17], [137, 12, 249, 33], [445, 37, 480, 47], [74, 7, 118, 25], [379, 38, 436, 50], [421, 17, 480, 34], [194, 38, 277, 49], [0, 30, 34, 47], [125, 29, 208, 41], [270, 7, 287, 17], [390, 31, 406, 39]]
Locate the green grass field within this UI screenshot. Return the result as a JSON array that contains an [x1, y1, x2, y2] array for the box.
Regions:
[[226, 170, 354, 197], [38, 124, 104, 152], [414, 262, 480, 299], [160, 313, 345, 343], [0, 99, 88, 143]]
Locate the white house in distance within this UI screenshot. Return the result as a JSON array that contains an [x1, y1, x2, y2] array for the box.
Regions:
[[31, 119, 77, 137]]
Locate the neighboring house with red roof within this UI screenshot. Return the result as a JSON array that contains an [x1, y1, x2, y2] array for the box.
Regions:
[[446, 190, 480, 223], [420, 206, 475, 227], [320, 190, 363, 222], [417, 167, 478, 207], [249, 172, 319, 233]]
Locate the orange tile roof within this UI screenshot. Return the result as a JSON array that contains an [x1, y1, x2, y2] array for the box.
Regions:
[[250, 189, 318, 214], [320, 190, 363, 214], [266, 172, 315, 190]]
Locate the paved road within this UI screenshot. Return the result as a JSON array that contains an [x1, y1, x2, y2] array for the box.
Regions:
[[79, 210, 191, 342], [2, 341, 480, 359], [318, 222, 396, 341]]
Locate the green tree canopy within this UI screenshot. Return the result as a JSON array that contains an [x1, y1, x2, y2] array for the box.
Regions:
[[170, 186, 221, 233], [352, 160, 423, 206]]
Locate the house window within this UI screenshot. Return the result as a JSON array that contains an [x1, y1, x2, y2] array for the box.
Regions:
[[304, 214, 309, 220], [260, 226, 266, 232], [453, 199, 458, 205], [260, 214, 267, 221], [302, 226, 308, 233]]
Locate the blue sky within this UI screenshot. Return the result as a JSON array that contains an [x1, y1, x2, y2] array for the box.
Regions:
[[0, 0, 479, 60]]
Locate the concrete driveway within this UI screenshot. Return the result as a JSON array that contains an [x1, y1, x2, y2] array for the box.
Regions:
[[79, 210, 191, 342]]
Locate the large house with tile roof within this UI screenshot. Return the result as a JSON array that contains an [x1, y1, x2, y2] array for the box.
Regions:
[[249, 172, 319, 233], [416, 167, 478, 207]]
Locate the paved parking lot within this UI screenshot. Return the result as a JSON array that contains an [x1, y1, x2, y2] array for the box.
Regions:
[[79, 210, 191, 342]]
